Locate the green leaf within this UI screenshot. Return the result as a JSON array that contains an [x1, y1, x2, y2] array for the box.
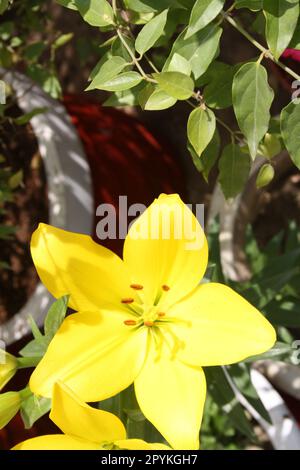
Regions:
[[103, 82, 145, 107], [203, 62, 239, 109], [135, 9, 168, 56], [89, 72, 143, 92], [256, 163, 275, 188], [205, 367, 255, 440], [187, 107, 216, 157], [244, 342, 292, 362], [44, 295, 69, 340], [19, 339, 48, 358], [167, 53, 191, 75], [124, 0, 182, 13], [8, 170, 23, 189], [188, 129, 220, 181], [141, 86, 177, 110], [228, 363, 272, 424], [281, 100, 300, 170], [0, 0, 9, 15], [232, 62, 274, 159], [264, 0, 299, 59], [56, 0, 78, 10], [235, 0, 263, 10], [218, 143, 251, 199], [185, 0, 225, 39], [264, 297, 300, 327], [164, 24, 222, 80], [20, 394, 51, 429], [74, 0, 114, 27], [153, 71, 194, 100], [86, 56, 128, 90], [14, 107, 48, 125]]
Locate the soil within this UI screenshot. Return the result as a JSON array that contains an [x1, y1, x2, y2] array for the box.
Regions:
[[0, 106, 48, 324]]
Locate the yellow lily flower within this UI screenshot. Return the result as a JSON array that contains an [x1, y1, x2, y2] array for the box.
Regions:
[[29, 194, 276, 449], [13, 382, 169, 450], [0, 349, 18, 391]]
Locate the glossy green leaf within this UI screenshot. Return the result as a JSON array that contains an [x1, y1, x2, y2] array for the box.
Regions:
[[164, 24, 222, 79], [167, 53, 191, 75], [135, 9, 168, 56], [232, 62, 274, 159], [89, 72, 143, 91], [187, 107, 216, 156], [264, 0, 299, 59], [86, 56, 128, 90], [143, 87, 177, 110], [185, 0, 225, 39], [103, 83, 145, 107], [153, 71, 194, 100], [281, 100, 300, 170], [203, 62, 239, 109], [219, 143, 251, 199], [74, 0, 114, 27]]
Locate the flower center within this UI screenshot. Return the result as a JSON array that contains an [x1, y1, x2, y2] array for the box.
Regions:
[[121, 284, 170, 328]]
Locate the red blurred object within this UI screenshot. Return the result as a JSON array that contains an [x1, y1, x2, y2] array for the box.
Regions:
[[282, 49, 300, 62], [64, 95, 185, 256], [0, 95, 185, 449]]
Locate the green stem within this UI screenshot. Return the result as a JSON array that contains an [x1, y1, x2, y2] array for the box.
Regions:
[[223, 12, 300, 82], [17, 356, 41, 369], [112, 0, 117, 15], [19, 386, 32, 401], [116, 29, 156, 83]]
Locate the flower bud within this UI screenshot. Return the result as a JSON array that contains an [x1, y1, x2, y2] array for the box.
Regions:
[[0, 391, 21, 429], [0, 349, 18, 391]]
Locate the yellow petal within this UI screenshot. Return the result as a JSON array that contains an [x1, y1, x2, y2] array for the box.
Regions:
[[170, 283, 276, 366], [31, 223, 133, 311], [30, 311, 148, 401], [115, 439, 154, 450], [51, 382, 126, 443], [134, 343, 206, 450], [12, 435, 100, 450], [123, 194, 208, 307]]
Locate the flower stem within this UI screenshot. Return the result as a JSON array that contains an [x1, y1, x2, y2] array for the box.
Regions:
[[223, 12, 300, 82]]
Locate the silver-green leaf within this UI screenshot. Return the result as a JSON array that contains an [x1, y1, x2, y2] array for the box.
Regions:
[[185, 0, 225, 39], [218, 143, 251, 199]]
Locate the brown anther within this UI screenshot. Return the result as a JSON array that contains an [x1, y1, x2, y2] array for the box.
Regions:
[[158, 312, 166, 317], [130, 284, 144, 290], [121, 298, 134, 304], [124, 319, 137, 326], [162, 285, 170, 291], [144, 321, 154, 327]]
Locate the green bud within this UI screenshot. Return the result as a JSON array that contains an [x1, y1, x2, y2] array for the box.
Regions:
[[0, 391, 21, 429], [256, 163, 275, 189], [0, 349, 18, 391], [260, 133, 281, 159]]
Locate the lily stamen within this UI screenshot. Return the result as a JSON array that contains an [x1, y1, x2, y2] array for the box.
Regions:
[[124, 320, 137, 326], [130, 284, 144, 290], [121, 298, 135, 304]]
